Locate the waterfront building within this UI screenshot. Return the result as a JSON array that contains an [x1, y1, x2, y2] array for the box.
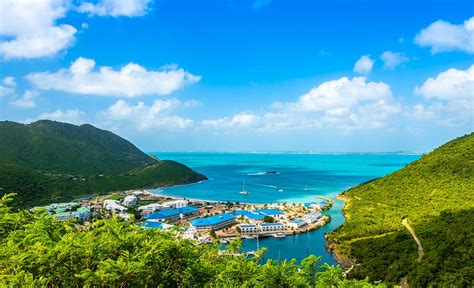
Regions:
[[303, 201, 328, 210], [287, 219, 307, 229], [122, 195, 138, 206], [146, 206, 199, 223], [302, 212, 323, 224], [253, 209, 286, 220], [259, 223, 286, 233], [190, 212, 236, 232], [103, 200, 127, 213], [162, 200, 189, 208], [239, 224, 259, 235]]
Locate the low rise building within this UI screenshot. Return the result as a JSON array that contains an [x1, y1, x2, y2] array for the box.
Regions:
[[239, 224, 259, 235], [103, 200, 127, 213], [190, 212, 236, 232], [304, 201, 328, 210], [162, 200, 188, 209], [54, 207, 90, 221], [253, 209, 286, 220], [234, 210, 266, 224], [287, 218, 307, 229], [302, 212, 323, 224], [259, 223, 286, 233], [146, 206, 199, 223], [182, 227, 198, 240], [143, 221, 174, 230], [138, 203, 167, 215], [122, 195, 138, 206]]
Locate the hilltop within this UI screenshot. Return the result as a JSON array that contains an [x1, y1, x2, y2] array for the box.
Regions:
[[328, 133, 474, 287], [0, 120, 206, 208]]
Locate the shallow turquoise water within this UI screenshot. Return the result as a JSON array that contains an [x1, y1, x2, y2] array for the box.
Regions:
[[149, 152, 420, 264]]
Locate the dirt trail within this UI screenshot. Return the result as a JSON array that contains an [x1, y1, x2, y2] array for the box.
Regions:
[[402, 218, 424, 261]]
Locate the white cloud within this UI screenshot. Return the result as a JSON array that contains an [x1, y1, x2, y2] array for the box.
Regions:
[[353, 55, 374, 75], [38, 109, 86, 124], [27, 57, 201, 97], [0, 0, 77, 59], [281, 77, 393, 112], [380, 51, 409, 69], [202, 113, 260, 128], [203, 77, 400, 132], [78, 0, 152, 17], [412, 65, 473, 126], [9, 90, 38, 108], [0, 76, 16, 97], [414, 65, 474, 101], [100, 99, 195, 130], [415, 17, 474, 54]]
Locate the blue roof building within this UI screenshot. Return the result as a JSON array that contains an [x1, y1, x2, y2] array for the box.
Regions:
[[190, 212, 236, 232], [234, 210, 266, 220], [143, 221, 174, 230], [253, 209, 285, 217], [146, 206, 199, 223]]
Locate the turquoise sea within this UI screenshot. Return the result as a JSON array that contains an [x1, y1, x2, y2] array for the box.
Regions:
[[149, 152, 420, 265]]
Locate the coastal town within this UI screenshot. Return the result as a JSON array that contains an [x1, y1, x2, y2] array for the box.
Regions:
[[33, 190, 332, 244]]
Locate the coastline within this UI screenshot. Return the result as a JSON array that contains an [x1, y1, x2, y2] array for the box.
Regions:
[[325, 193, 355, 268]]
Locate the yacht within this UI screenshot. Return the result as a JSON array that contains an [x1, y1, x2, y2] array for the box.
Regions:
[[239, 180, 249, 195]]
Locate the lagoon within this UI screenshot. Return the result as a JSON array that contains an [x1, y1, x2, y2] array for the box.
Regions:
[[150, 152, 420, 264]]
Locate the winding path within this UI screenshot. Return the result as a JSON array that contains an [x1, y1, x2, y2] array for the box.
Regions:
[[402, 218, 424, 261]]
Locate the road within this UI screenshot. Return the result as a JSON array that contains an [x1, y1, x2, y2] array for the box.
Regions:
[[402, 218, 424, 261]]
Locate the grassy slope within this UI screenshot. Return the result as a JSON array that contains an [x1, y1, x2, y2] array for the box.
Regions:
[[0, 120, 207, 208], [328, 133, 474, 287]]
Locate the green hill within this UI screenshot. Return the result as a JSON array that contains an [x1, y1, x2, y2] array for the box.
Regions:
[[328, 133, 474, 287], [0, 120, 206, 208]]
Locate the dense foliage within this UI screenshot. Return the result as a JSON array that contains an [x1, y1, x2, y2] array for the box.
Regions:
[[0, 194, 384, 287], [328, 133, 474, 287], [0, 120, 206, 208]]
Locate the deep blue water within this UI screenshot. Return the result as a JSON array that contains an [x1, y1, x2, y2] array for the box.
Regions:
[[149, 152, 420, 265]]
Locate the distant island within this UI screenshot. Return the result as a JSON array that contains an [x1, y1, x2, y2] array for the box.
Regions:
[[327, 133, 474, 287], [0, 120, 207, 208]]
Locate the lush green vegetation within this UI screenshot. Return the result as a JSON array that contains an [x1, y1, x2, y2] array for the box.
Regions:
[[0, 120, 206, 208], [0, 194, 384, 287], [328, 133, 474, 287]]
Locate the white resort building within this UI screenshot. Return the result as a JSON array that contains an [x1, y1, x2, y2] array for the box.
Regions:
[[122, 195, 138, 206]]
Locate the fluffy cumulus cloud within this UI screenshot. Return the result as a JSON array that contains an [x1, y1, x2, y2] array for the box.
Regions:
[[415, 17, 474, 54], [380, 51, 409, 69], [78, 0, 152, 17], [203, 77, 401, 132], [9, 90, 39, 108], [353, 55, 374, 75], [0, 76, 16, 97], [38, 109, 86, 124], [27, 57, 201, 97], [0, 0, 77, 59], [414, 65, 474, 101], [412, 65, 473, 125], [100, 98, 195, 130]]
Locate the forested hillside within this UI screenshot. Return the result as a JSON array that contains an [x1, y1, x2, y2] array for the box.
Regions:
[[328, 133, 474, 287], [0, 121, 206, 208]]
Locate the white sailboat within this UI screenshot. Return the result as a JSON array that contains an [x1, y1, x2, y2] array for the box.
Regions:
[[239, 179, 249, 195]]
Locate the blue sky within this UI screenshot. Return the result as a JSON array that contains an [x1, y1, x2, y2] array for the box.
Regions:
[[0, 0, 473, 152]]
